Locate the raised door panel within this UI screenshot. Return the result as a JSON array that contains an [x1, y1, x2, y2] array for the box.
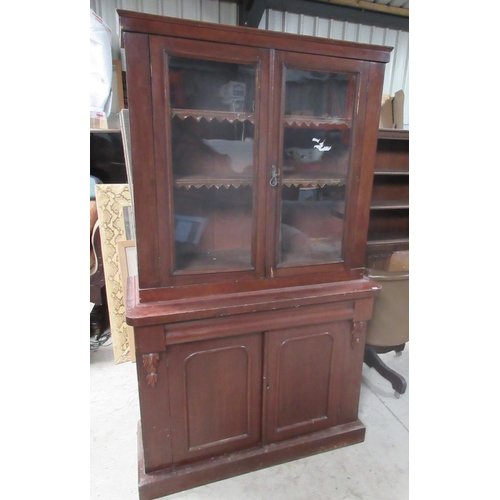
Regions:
[[264, 321, 349, 443], [167, 333, 263, 464]]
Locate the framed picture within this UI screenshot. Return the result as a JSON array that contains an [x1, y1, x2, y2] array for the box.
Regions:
[[118, 239, 137, 363], [95, 184, 132, 364], [174, 215, 207, 245]]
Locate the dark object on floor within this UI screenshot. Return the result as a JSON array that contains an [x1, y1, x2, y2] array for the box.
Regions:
[[90, 327, 111, 351], [364, 344, 407, 396]]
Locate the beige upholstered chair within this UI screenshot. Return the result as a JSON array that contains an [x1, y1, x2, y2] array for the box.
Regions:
[[364, 250, 409, 396]]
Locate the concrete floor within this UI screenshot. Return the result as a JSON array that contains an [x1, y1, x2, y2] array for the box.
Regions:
[[90, 340, 409, 500]]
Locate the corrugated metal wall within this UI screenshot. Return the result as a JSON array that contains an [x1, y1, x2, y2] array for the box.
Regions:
[[261, 9, 409, 127], [90, 0, 409, 127]]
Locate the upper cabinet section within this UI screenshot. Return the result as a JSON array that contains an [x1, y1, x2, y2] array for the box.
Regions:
[[119, 10, 391, 301]]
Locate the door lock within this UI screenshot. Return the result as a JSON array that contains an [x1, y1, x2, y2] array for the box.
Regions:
[[269, 165, 278, 187]]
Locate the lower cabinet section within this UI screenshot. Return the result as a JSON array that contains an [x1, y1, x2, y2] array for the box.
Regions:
[[165, 321, 353, 466], [131, 289, 377, 500]]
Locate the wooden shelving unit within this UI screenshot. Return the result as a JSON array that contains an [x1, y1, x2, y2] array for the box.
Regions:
[[366, 129, 409, 256]]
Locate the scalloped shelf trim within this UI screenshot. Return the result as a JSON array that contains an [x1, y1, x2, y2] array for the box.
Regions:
[[284, 115, 351, 130], [172, 108, 254, 124]]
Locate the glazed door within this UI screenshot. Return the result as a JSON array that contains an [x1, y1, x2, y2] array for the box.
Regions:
[[268, 51, 370, 278], [167, 333, 263, 464], [263, 321, 349, 443], [150, 36, 270, 286]]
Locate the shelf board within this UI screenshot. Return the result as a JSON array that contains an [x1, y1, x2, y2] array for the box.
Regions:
[[370, 200, 409, 210], [172, 108, 254, 124], [374, 170, 409, 176], [174, 174, 253, 189], [170, 110, 350, 129], [174, 173, 347, 189], [367, 235, 409, 246], [378, 129, 409, 140], [90, 128, 121, 133], [283, 174, 347, 188], [285, 115, 350, 130], [176, 248, 253, 273]]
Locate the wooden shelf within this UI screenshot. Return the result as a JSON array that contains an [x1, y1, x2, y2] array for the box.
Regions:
[[367, 129, 409, 260], [174, 174, 253, 189], [370, 200, 409, 210], [174, 174, 347, 189], [172, 108, 254, 124], [367, 235, 409, 246], [176, 248, 253, 273], [378, 129, 409, 140], [283, 174, 347, 188], [374, 170, 409, 176], [284, 115, 350, 130], [170, 110, 350, 129], [90, 128, 121, 133]]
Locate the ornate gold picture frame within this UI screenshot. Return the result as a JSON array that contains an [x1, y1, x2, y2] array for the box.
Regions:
[[95, 184, 132, 364]]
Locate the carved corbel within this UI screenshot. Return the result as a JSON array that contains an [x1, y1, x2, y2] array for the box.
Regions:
[[350, 321, 366, 349], [142, 353, 160, 387]]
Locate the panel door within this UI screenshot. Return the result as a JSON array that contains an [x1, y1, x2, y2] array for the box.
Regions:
[[149, 36, 270, 287], [167, 333, 263, 464], [264, 321, 349, 443], [267, 51, 372, 279]]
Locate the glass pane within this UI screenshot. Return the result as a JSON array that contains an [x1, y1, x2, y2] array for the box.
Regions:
[[169, 56, 256, 273], [169, 57, 255, 113], [279, 68, 355, 266]]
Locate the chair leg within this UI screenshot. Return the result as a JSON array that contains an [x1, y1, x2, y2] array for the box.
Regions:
[[364, 345, 407, 396]]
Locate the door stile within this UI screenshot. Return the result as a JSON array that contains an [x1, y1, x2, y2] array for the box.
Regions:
[[265, 50, 285, 277]]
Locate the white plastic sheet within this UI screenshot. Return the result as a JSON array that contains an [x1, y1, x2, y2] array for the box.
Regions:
[[90, 9, 112, 116]]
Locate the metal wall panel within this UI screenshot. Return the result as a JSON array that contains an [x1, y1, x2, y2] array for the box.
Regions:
[[261, 9, 409, 127], [90, 0, 238, 60], [90, 1, 409, 127]]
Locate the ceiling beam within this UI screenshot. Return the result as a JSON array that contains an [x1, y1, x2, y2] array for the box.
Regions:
[[239, 0, 267, 27], [238, 0, 409, 31], [315, 1, 409, 18]]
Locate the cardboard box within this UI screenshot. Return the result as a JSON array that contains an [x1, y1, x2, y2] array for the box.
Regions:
[[90, 110, 108, 130], [379, 89, 404, 129], [90, 110, 121, 131]]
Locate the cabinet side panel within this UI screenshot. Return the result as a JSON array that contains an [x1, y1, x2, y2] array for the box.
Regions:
[[124, 32, 160, 288], [136, 350, 173, 472], [338, 320, 367, 424]]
